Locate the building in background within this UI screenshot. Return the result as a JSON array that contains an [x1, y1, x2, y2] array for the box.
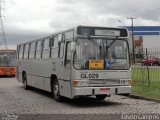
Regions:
[[126, 26, 160, 49], [126, 26, 160, 60]]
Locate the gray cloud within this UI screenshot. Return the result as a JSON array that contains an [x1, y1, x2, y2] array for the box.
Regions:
[[5, 29, 49, 46], [49, 0, 160, 31], [2, 0, 160, 48], [57, 0, 160, 20]]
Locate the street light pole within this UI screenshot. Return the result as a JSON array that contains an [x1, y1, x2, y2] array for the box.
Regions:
[[127, 16, 136, 64]]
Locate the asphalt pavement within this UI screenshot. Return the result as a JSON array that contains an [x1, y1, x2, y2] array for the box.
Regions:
[[0, 77, 160, 120]]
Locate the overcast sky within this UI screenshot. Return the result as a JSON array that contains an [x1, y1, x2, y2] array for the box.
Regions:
[[1, 0, 160, 49]]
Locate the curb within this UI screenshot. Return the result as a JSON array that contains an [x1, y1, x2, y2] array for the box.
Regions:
[[129, 94, 160, 103]]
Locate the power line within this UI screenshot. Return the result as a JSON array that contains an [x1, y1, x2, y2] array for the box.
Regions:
[[0, 0, 7, 49]]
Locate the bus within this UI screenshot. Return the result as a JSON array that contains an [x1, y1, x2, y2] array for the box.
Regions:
[[0, 49, 16, 76], [16, 25, 132, 101]]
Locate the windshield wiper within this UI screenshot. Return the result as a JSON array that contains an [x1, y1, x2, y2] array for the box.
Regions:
[[105, 39, 116, 57], [106, 39, 116, 49]]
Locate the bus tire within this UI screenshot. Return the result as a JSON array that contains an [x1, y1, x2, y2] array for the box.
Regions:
[[96, 95, 107, 100], [52, 79, 61, 101], [23, 73, 29, 90]]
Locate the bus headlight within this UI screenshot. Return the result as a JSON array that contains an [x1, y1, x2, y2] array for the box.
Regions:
[[120, 79, 132, 85], [72, 80, 89, 87]]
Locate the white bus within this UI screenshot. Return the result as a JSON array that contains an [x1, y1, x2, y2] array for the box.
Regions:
[[16, 25, 132, 101]]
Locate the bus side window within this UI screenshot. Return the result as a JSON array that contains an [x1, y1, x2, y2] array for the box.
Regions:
[[42, 38, 50, 59], [65, 42, 71, 68], [24, 44, 29, 59], [19, 45, 24, 59], [36, 40, 42, 59], [29, 42, 36, 59], [59, 42, 64, 59], [50, 37, 54, 47], [51, 36, 58, 59], [58, 34, 65, 59]]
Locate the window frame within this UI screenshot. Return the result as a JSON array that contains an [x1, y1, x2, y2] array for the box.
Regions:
[[29, 41, 36, 59], [42, 38, 50, 59], [51, 36, 58, 59], [24, 44, 29, 59], [35, 40, 42, 59], [58, 34, 65, 59], [19, 44, 24, 59], [65, 41, 72, 68]]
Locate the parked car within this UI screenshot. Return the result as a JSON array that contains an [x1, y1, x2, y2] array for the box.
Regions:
[[141, 56, 160, 66]]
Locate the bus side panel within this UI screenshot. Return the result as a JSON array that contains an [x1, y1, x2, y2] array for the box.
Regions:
[[19, 60, 32, 83], [32, 75, 36, 87], [59, 80, 65, 96], [28, 59, 53, 92], [58, 80, 72, 98], [44, 77, 51, 92], [17, 72, 23, 83], [16, 60, 23, 83], [64, 81, 72, 98], [19, 59, 54, 92], [27, 74, 32, 86]]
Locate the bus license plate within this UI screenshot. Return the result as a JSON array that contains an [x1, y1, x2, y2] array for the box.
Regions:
[[100, 88, 110, 93]]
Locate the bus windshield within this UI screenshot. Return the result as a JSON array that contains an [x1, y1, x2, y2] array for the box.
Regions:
[[0, 53, 16, 67], [73, 38, 129, 70]]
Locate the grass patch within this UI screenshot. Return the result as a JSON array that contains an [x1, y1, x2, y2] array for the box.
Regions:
[[132, 85, 160, 99], [131, 68, 160, 99], [132, 68, 160, 82]]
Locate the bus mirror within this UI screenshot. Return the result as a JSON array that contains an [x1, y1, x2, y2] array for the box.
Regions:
[[71, 42, 76, 52]]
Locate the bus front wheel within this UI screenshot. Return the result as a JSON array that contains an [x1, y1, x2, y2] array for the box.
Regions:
[[96, 95, 107, 100], [52, 80, 61, 101]]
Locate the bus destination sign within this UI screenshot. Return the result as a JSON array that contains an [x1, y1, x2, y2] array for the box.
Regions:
[[95, 29, 120, 36], [77, 26, 128, 37]]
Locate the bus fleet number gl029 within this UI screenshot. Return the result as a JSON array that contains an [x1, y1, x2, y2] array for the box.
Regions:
[[81, 73, 99, 79]]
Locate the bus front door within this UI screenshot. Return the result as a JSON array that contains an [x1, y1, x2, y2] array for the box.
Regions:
[[57, 42, 72, 98]]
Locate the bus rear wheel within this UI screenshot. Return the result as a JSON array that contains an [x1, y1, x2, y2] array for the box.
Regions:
[[96, 95, 107, 100], [52, 80, 61, 101], [23, 73, 29, 90]]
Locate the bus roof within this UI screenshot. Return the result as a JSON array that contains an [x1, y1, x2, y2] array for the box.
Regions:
[[17, 25, 128, 46]]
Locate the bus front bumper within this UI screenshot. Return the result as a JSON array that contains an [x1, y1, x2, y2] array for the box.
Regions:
[[72, 86, 131, 97]]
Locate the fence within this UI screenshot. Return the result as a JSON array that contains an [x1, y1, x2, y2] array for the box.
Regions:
[[132, 48, 160, 87]]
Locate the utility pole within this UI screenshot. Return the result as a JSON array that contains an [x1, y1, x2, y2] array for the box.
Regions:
[[0, 0, 7, 49], [127, 16, 136, 64]]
